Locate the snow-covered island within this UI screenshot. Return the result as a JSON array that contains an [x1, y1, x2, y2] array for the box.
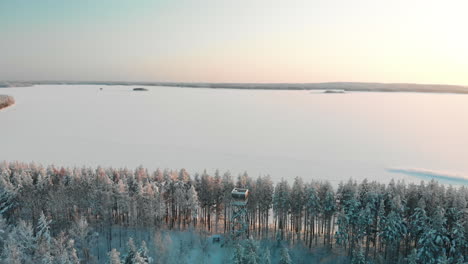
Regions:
[[0, 95, 15, 110], [323, 89, 345, 93], [133, 87, 149, 91]]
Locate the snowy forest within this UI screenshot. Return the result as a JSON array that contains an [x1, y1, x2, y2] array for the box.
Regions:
[[0, 161, 467, 264]]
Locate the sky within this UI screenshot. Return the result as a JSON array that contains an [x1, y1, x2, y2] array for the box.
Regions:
[[0, 0, 467, 84]]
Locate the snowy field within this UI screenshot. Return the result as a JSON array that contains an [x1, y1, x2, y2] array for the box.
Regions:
[[1, 85, 468, 185]]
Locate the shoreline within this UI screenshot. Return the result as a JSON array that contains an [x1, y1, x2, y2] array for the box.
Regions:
[[2, 81, 468, 94]]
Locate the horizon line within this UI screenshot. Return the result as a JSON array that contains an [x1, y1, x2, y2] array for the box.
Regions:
[[1, 80, 468, 87]]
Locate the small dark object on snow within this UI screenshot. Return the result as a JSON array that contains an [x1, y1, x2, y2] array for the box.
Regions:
[[133, 87, 148, 91], [211, 234, 222, 243]]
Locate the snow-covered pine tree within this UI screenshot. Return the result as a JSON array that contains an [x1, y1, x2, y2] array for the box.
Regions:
[[222, 171, 234, 233], [70, 215, 95, 261], [186, 185, 199, 226], [138, 240, 151, 263], [417, 207, 450, 264], [279, 246, 292, 264], [320, 182, 336, 248], [381, 195, 407, 261], [67, 239, 81, 264], [290, 177, 305, 243], [447, 208, 466, 264], [232, 243, 244, 264], [306, 183, 320, 248], [108, 248, 122, 264], [36, 211, 52, 244], [41, 251, 54, 264], [257, 176, 274, 239], [213, 170, 224, 234], [406, 249, 418, 264], [0, 214, 9, 250], [351, 247, 366, 264], [262, 247, 272, 264], [436, 252, 449, 264], [409, 201, 428, 248], [53, 234, 80, 264], [242, 239, 261, 264], [335, 209, 349, 249], [124, 238, 138, 264], [34, 212, 54, 263], [357, 204, 372, 236], [6, 220, 36, 263], [0, 179, 16, 219], [2, 243, 22, 264], [273, 179, 290, 241]]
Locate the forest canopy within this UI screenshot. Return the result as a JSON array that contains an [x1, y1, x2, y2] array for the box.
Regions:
[[0, 161, 467, 263]]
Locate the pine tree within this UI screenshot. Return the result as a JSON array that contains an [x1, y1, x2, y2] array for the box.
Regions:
[[41, 251, 54, 264], [418, 207, 450, 264], [436, 252, 449, 264], [262, 247, 271, 264], [320, 182, 336, 247], [70, 215, 94, 261], [409, 204, 428, 248], [273, 179, 290, 241], [3, 243, 22, 264], [53, 235, 80, 264], [290, 177, 305, 241], [242, 239, 260, 264], [138, 240, 150, 263], [0, 214, 9, 250], [447, 209, 466, 264], [406, 249, 418, 264], [381, 211, 407, 252], [67, 239, 81, 264], [36, 211, 52, 244], [7, 220, 36, 262], [279, 246, 292, 264], [335, 210, 349, 247], [108, 249, 122, 264], [124, 238, 138, 264], [213, 170, 224, 233], [133, 252, 148, 264], [35, 213, 54, 264], [351, 247, 366, 264], [232, 243, 244, 264], [0, 177, 17, 218], [186, 185, 199, 223], [306, 184, 320, 248]]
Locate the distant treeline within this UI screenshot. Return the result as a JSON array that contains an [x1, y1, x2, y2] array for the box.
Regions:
[[0, 95, 15, 110], [0, 161, 467, 263], [2, 81, 468, 94]]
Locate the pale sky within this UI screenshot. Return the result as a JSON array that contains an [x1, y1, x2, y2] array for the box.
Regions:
[[1, 0, 467, 84]]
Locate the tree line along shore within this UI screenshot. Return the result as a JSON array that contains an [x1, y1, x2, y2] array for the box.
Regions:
[[0, 161, 467, 263], [2, 81, 468, 94], [0, 95, 15, 110]]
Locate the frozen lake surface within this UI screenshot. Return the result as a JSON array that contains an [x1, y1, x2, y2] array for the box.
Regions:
[[1, 85, 468, 185]]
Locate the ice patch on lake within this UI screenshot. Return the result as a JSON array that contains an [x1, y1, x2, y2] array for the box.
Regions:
[[387, 168, 468, 185]]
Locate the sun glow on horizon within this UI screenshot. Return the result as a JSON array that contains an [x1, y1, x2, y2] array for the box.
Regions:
[[0, 0, 467, 85]]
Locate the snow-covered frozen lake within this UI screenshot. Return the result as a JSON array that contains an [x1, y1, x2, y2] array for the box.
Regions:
[[1, 85, 468, 185]]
